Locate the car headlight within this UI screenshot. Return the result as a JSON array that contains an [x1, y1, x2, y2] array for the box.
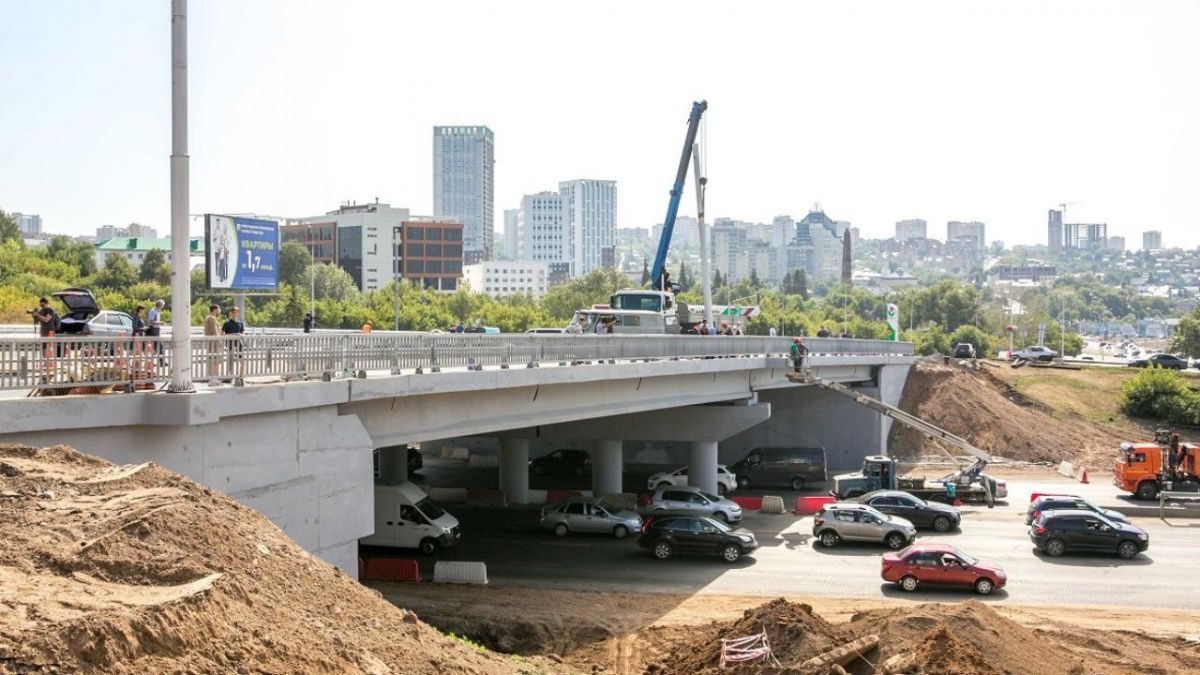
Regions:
[[996, 570, 1006, 578], [738, 534, 754, 543], [1138, 533, 1148, 540]]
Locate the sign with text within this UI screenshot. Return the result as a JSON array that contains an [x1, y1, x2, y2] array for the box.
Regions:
[[205, 215, 279, 291]]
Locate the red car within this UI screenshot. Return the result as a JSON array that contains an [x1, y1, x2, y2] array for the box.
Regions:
[[881, 543, 1006, 596]]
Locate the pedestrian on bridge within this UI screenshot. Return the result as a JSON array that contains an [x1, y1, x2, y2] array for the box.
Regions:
[[222, 307, 245, 378], [204, 304, 221, 386], [790, 337, 808, 374]]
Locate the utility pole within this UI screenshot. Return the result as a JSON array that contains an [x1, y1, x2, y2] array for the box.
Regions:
[[307, 225, 315, 317], [691, 142, 713, 328], [168, 0, 193, 392]]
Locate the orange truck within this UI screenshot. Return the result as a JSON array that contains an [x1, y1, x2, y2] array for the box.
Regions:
[[1113, 434, 1200, 500]]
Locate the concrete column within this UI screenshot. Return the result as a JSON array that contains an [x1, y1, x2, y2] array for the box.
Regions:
[[499, 438, 530, 504], [591, 440, 623, 496], [688, 441, 719, 495], [377, 446, 407, 484]]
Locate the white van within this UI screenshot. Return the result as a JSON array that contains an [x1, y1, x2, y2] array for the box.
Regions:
[[360, 482, 461, 554]]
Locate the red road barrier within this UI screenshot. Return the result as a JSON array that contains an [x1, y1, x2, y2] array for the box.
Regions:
[[546, 489, 583, 504], [730, 496, 763, 510], [362, 558, 421, 582], [793, 496, 835, 515]]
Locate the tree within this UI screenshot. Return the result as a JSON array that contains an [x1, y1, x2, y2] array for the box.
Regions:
[[0, 211, 20, 245], [94, 254, 138, 289], [139, 248, 171, 284], [748, 268, 761, 288], [1171, 309, 1200, 359], [677, 261, 692, 291], [278, 241, 312, 288], [641, 260, 650, 287], [311, 263, 359, 301]]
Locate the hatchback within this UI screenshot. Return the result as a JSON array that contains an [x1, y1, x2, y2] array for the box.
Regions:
[[540, 498, 642, 539], [646, 464, 738, 496], [638, 515, 757, 562], [643, 485, 743, 523], [1029, 510, 1149, 559], [881, 543, 1006, 595], [813, 502, 917, 549]]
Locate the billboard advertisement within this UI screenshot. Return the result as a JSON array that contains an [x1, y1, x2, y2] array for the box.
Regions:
[[205, 215, 280, 291], [885, 303, 900, 341]]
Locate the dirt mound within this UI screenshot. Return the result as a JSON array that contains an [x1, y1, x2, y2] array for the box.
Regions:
[[0, 444, 557, 674], [889, 363, 1128, 463]]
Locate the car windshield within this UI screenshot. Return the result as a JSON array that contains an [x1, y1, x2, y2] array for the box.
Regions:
[[860, 505, 887, 520], [594, 500, 614, 513], [414, 497, 445, 520], [707, 518, 733, 533], [953, 548, 978, 565], [699, 491, 720, 502]]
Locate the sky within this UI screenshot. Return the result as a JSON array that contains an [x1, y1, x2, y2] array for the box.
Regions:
[[2, 1, 1198, 248]]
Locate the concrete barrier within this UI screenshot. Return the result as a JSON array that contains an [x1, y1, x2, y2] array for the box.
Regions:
[[730, 496, 763, 510], [1058, 460, 1074, 478], [428, 487, 467, 504], [433, 561, 488, 585], [467, 454, 499, 468], [600, 493, 638, 511], [760, 496, 787, 514], [440, 446, 469, 460], [362, 558, 421, 582], [794, 496, 835, 515]]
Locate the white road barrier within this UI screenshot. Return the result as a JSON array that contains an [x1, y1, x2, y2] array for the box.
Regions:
[[1058, 460, 1074, 478], [760, 496, 787, 514], [434, 561, 488, 585]]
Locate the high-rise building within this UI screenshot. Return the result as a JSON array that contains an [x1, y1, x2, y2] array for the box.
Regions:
[[96, 223, 159, 241], [559, 179, 617, 276], [519, 192, 567, 266], [502, 208, 520, 261], [433, 126, 494, 264], [895, 219, 926, 241], [1064, 223, 1107, 250], [12, 212, 42, 235], [771, 215, 794, 248], [1143, 230, 1163, 251], [947, 221, 986, 253], [1106, 236, 1126, 253], [788, 208, 843, 279], [710, 219, 746, 278], [1047, 210, 1063, 251]]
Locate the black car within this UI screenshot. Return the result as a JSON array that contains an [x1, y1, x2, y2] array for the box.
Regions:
[[529, 449, 591, 476], [1128, 353, 1188, 370], [854, 490, 961, 532], [406, 447, 423, 474], [1030, 510, 1149, 559], [952, 343, 977, 359], [638, 515, 758, 563], [1024, 495, 1128, 526]]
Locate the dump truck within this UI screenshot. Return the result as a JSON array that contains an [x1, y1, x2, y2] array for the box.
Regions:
[[1113, 429, 1200, 500]]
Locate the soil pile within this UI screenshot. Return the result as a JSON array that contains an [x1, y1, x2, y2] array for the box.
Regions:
[[0, 444, 556, 675], [889, 363, 1128, 464]]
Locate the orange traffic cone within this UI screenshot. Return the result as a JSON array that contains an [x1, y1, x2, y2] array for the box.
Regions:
[[1079, 467, 1090, 484]]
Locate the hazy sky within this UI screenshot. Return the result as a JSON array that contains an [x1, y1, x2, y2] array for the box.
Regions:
[[2, 1, 1198, 247]]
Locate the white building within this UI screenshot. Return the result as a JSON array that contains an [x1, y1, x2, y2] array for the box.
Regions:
[[12, 212, 42, 235], [895, 219, 926, 241], [433, 126, 494, 263], [560, 179, 617, 276], [297, 202, 411, 292], [1143, 230, 1163, 251], [463, 261, 549, 299], [502, 208, 521, 260], [519, 191, 567, 267], [96, 223, 159, 240], [947, 221, 986, 252], [94, 236, 205, 271]]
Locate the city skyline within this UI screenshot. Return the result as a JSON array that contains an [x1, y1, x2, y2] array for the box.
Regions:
[[2, 1, 1198, 247]]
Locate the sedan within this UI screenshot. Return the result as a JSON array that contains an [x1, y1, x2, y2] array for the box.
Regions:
[[540, 498, 641, 539], [1013, 345, 1057, 362], [1128, 353, 1187, 370], [882, 543, 1006, 595], [854, 490, 961, 532], [638, 515, 758, 562]]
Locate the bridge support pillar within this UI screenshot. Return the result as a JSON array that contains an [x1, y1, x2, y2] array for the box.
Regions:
[[499, 438, 530, 504], [688, 440, 719, 495], [591, 440, 623, 496], [377, 445, 407, 484]]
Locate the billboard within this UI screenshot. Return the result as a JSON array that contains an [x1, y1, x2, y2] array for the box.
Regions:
[[885, 303, 900, 341], [205, 215, 280, 291]]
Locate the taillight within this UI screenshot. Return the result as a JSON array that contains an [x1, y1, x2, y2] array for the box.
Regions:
[[1035, 525, 1046, 535], [814, 517, 824, 527]]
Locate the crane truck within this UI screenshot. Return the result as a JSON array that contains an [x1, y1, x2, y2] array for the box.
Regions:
[[1113, 429, 1200, 500], [795, 376, 1003, 506]]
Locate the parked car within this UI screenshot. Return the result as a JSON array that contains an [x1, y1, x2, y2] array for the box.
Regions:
[[529, 449, 591, 476], [525, 328, 565, 334], [646, 464, 738, 496], [406, 447, 423, 475], [638, 515, 757, 562], [881, 543, 1006, 595], [812, 502, 917, 549], [1025, 495, 1128, 525], [643, 485, 743, 523], [539, 497, 642, 539], [952, 343, 977, 359], [52, 288, 135, 339], [1128, 353, 1187, 370], [730, 447, 826, 490], [853, 490, 961, 532], [1013, 345, 1057, 362], [1029, 510, 1149, 559]]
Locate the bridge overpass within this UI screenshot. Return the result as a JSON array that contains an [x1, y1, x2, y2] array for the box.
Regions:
[[0, 334, 913, 574]]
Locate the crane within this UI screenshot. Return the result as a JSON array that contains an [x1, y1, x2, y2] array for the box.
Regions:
[[650, 100, 708, 291]]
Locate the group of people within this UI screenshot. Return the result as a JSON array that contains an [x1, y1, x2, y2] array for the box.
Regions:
[[688, 319, 743, 336], [201, 304, 245, 386]]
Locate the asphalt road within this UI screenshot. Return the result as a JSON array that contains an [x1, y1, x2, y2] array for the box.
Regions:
[[364, 502, 1200, 611]]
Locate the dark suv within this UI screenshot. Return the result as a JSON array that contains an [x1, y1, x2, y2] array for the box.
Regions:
[[1029, 510, 1148, 559], [529, 449, 591, 476], [1025, 495, 1128, 526], [638, 515, 758, 563]]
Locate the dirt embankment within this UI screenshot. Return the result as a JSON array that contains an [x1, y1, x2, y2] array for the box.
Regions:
[[0, 444, 561, 675], [888, 363, 1133, 467]]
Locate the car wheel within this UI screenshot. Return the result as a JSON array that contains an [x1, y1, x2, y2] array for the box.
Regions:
[[419, 538, 439, 556], [721, 544, 741, 563], [1135, 481, 1159, 500], [612, 525, 628, 539], [790, 477, 806, 491], [974, 578, 995, 595], [819, 531, 839, 548], [554, 523, 569, 537], [885, 532, 906, 550], [1044, 538, 1066, 557], [900, 575, 919, 592], [713, 511, 729, 523], [717, 483, 728, 496], [1117, 540, 1139, 560], [932, 516, 952, 533], [737, 476, 751, 489], [653, 541, 673, 560]]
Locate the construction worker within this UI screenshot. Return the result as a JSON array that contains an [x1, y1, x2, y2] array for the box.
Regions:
[[790, 337, 808, 374]]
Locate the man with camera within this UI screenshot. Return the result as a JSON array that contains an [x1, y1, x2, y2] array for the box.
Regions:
[[30, 297, 59, 337]]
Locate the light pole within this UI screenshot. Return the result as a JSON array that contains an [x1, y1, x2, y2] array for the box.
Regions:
[[168, 0, 193, 392], [307, 225, 315, 318], [393, 230, 401, 331]]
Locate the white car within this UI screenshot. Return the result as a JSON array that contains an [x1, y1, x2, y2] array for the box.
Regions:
[[646, 464, 738, 496], [1013, 345, 1057, 362]]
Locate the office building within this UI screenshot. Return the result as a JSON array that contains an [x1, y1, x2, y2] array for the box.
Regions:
[[1143, 230, 1163, 251], [297, 201, 412, 292], [1047, 210, 1063, 251], [788, 208, 843, 280], [1064, 223, 1107, 251], [433, 126, 494, 264], [396, 217, 464, 291], [1105, 236, 1125, 253], [12, 212, 42, 235], [946, 221, 986, 252], [281, 222, 338, 264], [560, 179, 617, 276], [464, 261, 549, 299], [992, 264, 1057, 283], [502, 208, 520, 261], [519, 191, 567, 266], [895, 219, 926, 241]]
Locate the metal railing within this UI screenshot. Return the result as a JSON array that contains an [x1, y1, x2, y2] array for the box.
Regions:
[[0, 334, 913, 394]]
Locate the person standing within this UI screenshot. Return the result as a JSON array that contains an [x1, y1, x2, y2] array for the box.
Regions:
[[566, 316, 586, 334], [131, 306, 147, 337], [361, 320, 373, 334], [790, 337, 809, 375], [204, 304, 221, 385], [768, 326, 777, 337], [32, 297, 62, 363], [147, 299, 166, 365], [303, 313, 314, 333], [222, 307, 245, 378]]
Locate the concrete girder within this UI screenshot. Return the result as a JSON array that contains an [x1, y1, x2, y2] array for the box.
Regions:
[[495, 402, 771, 443]]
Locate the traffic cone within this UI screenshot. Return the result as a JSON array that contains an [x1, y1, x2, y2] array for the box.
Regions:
[[1079, 467, 1090, 484]]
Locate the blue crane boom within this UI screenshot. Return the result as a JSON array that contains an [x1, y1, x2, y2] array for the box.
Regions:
[[650, 100, 708, 290]]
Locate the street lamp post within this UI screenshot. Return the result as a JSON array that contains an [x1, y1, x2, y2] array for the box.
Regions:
[[307, 225, 315, 317], [393, 230, 401, 331], [168, 0, 193, 392]]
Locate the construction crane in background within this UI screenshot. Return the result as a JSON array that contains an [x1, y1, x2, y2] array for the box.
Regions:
[[1059, 201, 1082, 215], [650, 100, 707, 292]]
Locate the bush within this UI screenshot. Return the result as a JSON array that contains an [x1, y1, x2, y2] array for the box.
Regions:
[[1118, 366, 1200, 424]]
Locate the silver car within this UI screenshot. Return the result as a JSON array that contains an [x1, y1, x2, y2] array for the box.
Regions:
[[539, 497, 642, 539], [643, 485, 743, 523], [812, 502, 916, 549]]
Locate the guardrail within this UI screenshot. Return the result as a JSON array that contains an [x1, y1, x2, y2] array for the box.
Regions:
[[0, 334, 913, 394], [1159, 490, 1200, 519]]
